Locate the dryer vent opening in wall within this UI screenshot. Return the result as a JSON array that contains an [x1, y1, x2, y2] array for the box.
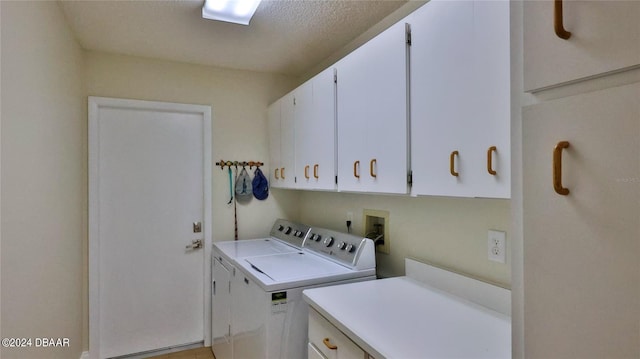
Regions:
[[363, 209, 390, 254]]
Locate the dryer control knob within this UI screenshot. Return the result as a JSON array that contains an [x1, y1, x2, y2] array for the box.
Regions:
[[284, 226, 292, 234], [315, 234, 322, 241], [346, 244, 355, 253], [323, 237, 334, 247], [337, 242, 346, 250], [278, 225, 285, 231]]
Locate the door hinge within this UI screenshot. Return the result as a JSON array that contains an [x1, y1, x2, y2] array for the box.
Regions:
[[405, 24, 412, 46], [334, 73, 337, 84], [293, 97, 296, 106], [213, 281, 216, 295], [335, 175, 338, 184], [407, 171, 413, 185]]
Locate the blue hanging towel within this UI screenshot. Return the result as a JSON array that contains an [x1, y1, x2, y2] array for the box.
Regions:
[[252, 167, 269, 200]]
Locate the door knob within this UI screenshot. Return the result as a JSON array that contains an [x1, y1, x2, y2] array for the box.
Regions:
[[186, 239, 203, 250]]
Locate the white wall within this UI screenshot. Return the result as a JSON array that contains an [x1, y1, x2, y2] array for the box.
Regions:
[[299, 192, 510, 285], [84, 51, 301, 240], [84, 50, 301, 351], [1, 2, 85, 358]]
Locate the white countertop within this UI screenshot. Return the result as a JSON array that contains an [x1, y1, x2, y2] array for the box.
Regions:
[[303, 276, 511, 359]]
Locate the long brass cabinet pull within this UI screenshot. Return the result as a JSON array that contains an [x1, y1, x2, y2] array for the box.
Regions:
[[487, 146, 497, 175], [280, 168, 285, 180], [313, 164, 319, 179], [354, 161, 360, 179], [304, 165, 310, 179], [275, 168, 279, 180], [450, 151, 459, 177], [553, 141, 570, 195], [370, 159, 377, 178], [323, 338, 337, 350], [554, 0, 572, 39]]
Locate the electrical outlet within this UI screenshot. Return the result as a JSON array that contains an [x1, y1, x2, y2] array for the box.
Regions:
[[488, 230, 506, 263]]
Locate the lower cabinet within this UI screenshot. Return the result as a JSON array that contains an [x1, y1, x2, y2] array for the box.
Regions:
[[308, 308, 368, 359]]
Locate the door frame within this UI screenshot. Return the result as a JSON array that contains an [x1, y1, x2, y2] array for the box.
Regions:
[[88, 97, 212, 358]]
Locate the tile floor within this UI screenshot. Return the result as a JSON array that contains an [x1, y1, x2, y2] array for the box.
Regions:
[[147, 346, 214, 359]]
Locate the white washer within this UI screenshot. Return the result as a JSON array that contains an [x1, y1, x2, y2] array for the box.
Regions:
[[211, 219, 376, 359]]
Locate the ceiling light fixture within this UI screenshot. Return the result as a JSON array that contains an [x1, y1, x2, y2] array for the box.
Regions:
[[202, 0, 262, 26]]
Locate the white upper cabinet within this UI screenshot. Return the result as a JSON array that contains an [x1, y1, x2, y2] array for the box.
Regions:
[[268, 93, 296, 189], [524, 0, 640, 92], [336, 20, 410, 194], [279, 92, 297, 188], [295, 68, 337, 191], [469, 0, 511, 199], [267, 99, 283, 187], [410, 0, 510, 199]]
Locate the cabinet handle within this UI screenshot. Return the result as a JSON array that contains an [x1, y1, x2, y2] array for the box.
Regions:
[[450, 151, 459, 177], [370, 159, 377, 178], [314, 164, 319, 179], [354, 161, 360, 179], [487, 146, 497, 175], [323, 338, 338, 350], [280, 168, 285, 180], [275, 168, 279, 180], [554, 0, 571, 40], [553, 141, 570, 195], [304, 165, 310, 179]]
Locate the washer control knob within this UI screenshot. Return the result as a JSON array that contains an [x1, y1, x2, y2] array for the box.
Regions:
[[284, 226, 292, 234], [278, 225, 285, 231], [315, 234, 322, 241], [298, 231, 305, 238], [337, 242, 346, 250], [346, 244, 355, 253], [323, 237, 334, 247]]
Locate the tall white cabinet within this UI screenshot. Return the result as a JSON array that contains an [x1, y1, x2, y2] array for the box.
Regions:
[[410, 0, 510, 199], [523, 82, 639, 358], [521, 1, 640, 356], [336, 20, 410, 194], [524, 1, 640, 92]]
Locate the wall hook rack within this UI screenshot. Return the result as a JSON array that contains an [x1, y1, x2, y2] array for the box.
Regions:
[[215, 160, 264, 170]]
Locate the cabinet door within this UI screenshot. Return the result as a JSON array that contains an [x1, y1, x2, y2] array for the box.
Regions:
[[280, 92, 297, 188], [231, 274, 266, 359], [470, 0, 510, 199], [308, 309, 365, 359], [268, 100, 282, 187], [410, 0, 475, 197], [522, 83, 640, 357], [211, 258, 232, 359], [524, 1, 640, 92], [295, 81, 315, 189], [337, 20, 409, 194], [296, 67, 337, 191]]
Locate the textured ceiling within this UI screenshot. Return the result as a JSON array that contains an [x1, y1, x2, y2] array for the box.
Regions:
[[59, 0, 409, 76]]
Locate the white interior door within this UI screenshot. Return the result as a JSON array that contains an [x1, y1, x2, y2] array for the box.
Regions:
[[89, 97, 212, 358]]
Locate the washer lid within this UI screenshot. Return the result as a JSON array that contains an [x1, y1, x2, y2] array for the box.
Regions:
[[244, 252, 351, 283], [214, 238, 298, 260]]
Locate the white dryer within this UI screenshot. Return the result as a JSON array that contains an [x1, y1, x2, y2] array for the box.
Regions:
[[211, 219, 376, 359]]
